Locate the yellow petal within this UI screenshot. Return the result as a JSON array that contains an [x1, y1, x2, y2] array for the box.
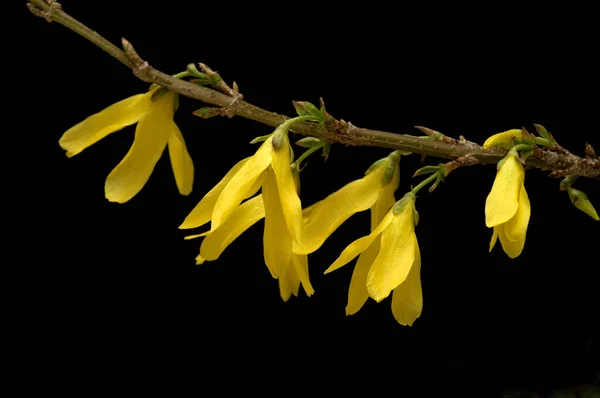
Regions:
[[496, 184, 530, 259], [278, 261, 299, 302], [372, 165, 399, 229], [292, 253, 315, 297], [59, 91, 154, 157], [179, 158, 250, 229], [184, 231, 210, 240], [104, 91, 175, 203], [293, 161, 388, 255], [485, 155, 522, 227], [482, 129, 523, 150], [199, 194, 265, 261], [271, 138, 303, 242], [211, 136, 274, 230], [346, 235, 380, 316], [489, 227, 499, 252], [324, 208, 396, 274], [497, 224, 524, 259], [504, 183, 531, 243], [391, 243, 423, 326], [366, 203, 418, 302], [302, 200, 321, 224], [262, 170, 292, 278], [168, 123, 194, 196]]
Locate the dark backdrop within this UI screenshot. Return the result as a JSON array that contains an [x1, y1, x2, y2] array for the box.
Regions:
[[19, 1, 599, 396]]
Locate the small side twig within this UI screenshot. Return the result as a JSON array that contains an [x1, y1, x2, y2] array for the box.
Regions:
[[585, 143, 598, 159], [27, 0, 61, 22], [443, 154, 480, 176], [198, 63, 243, 100]]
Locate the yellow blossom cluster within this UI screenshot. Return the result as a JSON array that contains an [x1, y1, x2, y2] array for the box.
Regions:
[[59, 88, 581, 326]]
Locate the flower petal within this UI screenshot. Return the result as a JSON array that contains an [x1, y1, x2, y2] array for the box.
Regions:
[[292, 253, 315, 297], [271, 138, 303, 242], [372, 165, 399, 229], [367, 203, 417, 302], [263, 170, 292, 278], [199, 194, 265, 261], [497, 224, 524, 259], [211, 137, 274, 230], [485, 155, 522, 227], [278, 261, 299, 302], [104, 91, 175, 203], [323, 208, 396, 274], [391, 243, 423, 326], [497, 184, 530, 258], [346, 235, 380, 316], [293, 161, 388, 255], [179, 158, 250, 229], [482, 129, 523, 150], [489, 227, 499, 252], [504, 183, 531, 242], [59, 91, 154, 157], [168, 122, 194, 196]]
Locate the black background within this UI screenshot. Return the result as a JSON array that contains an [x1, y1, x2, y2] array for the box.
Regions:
[[18, 1, 599, 396]]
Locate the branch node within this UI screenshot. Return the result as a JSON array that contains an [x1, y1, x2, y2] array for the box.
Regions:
[[443, 154, 480, 175], [585, 142, 598, 159], [198, 63, 243, 100], [27, 1, 62, 22]]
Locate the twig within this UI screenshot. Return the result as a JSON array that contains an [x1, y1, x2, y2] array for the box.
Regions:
[[26, 1, 600, 180]]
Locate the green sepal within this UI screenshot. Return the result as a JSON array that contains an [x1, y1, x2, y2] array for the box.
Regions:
[[249, 133, 273, 144], [393, 192, 416, 215], [365, 158, 387, 175]]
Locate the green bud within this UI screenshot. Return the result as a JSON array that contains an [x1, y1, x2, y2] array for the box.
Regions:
[[568, 188, 599, 221], [533, 123, 550, 139], [295, 137, 323, 148], [292, 101, 324, 122]]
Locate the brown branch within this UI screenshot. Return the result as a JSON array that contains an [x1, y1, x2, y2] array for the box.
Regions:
[[27, 1, 600, 180]]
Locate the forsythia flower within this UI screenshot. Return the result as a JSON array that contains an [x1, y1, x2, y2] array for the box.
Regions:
[[292, 151, 401, 255], [485, 153, 531, 258], [324, 193, 422, 326], [180, 129, 314, 301], [58, 88, 193, 203], [482, 129, 523, 150]]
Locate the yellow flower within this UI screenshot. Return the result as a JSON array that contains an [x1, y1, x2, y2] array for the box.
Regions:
[[483, 129, 523, 150], [292, 152, 401, 255], [180, 130, 314, 300], [485, 153, 531, 258], [324, 194, 422, 326], [58, 88, 193, 203]]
